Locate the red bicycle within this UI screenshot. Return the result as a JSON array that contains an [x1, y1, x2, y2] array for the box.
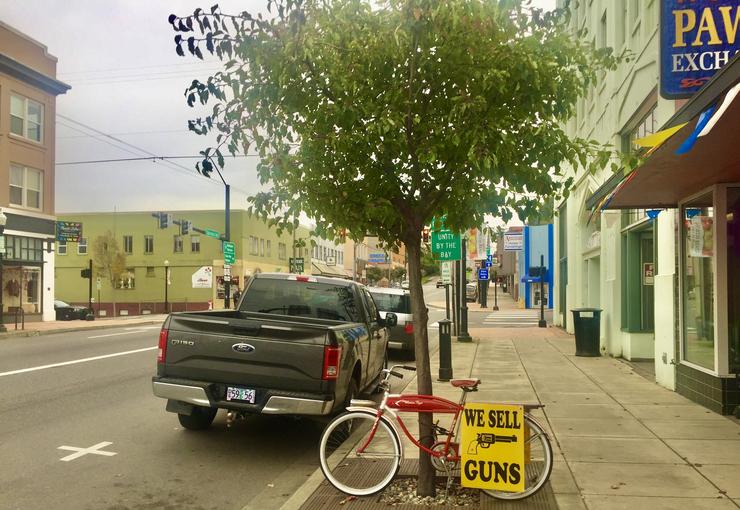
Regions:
[[319, 365, 553, 499]]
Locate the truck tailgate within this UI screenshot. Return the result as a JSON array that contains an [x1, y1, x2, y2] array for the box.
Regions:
[[163, 314, 329, 393]]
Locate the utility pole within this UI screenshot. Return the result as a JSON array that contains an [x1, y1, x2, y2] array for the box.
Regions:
[[88, 259, 93, 312], [223, 184, 231, 309], [458, 238, 471, 342], [538, 254, 547, 328]]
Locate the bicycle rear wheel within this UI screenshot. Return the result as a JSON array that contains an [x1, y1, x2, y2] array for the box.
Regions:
[[482, 414, 553, 500], [319, 410, 401, 497]]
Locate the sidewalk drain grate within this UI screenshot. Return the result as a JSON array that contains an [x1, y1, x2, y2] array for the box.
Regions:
[[301, 460, 558, 509]]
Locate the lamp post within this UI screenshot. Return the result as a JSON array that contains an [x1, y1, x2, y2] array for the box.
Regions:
[[164, 259, 170, 314], [0, 210, 6, 332]]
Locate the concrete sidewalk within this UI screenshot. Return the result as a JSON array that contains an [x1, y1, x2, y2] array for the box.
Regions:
[[284, 297, 740, 509], [0, 313, 167, 340]]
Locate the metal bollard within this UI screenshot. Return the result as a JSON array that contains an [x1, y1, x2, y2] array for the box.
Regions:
[[438, 319, 453, 381]]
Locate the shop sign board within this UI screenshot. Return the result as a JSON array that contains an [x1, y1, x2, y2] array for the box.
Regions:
[[192, 266, 213, 288], [504, 233, 523, 251], [431, 230, 461, 261], [461, 403, 525, 493], [56, 221, 82, 242], [368, 252, 388, 264], [660, 1, 740, 99], [223, 241, 236, 265], [326, 255, 336, 266], [643, 263, 655, 286]]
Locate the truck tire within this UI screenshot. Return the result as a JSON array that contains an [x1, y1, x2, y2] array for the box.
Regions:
[[178, 407, 218, 430]]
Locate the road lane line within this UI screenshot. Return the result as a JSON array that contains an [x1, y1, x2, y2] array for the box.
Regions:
[[0, 346, 156, 378], [88, 331, 145, 339]]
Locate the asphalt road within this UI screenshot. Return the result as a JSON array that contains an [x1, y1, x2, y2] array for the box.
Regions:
[[0, 290, 446, 510]]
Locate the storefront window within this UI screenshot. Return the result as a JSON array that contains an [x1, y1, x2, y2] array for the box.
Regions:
[[727, 188, 740, 373], [682, 193, 715, 370]]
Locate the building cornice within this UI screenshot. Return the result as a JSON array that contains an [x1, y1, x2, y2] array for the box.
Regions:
[[0, 54, 70, 96]]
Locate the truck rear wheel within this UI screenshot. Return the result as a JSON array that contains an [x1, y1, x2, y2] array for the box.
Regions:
[[178, 407, 217, 430]]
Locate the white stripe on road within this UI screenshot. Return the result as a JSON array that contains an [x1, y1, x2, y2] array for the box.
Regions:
[[0, 346, 157, 378], [88, 326, 161, 339]]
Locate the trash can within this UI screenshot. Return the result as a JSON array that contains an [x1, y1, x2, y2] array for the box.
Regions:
[[571, 308, 602, 356]]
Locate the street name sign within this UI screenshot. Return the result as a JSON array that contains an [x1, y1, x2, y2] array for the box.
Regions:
[[204, 228, 221, 239], [223, 241, 236, 265], [431, 230, 461, 261]]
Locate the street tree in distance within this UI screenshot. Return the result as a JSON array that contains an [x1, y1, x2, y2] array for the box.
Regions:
[[169, 0, 621, 495], [92, 231, 126, 317]]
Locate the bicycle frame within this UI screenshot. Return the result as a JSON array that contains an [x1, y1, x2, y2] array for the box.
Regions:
[[348, 387, 471, 464]]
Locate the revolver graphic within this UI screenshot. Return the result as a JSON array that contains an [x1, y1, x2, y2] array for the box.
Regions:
[[467, 433, 517, 454]]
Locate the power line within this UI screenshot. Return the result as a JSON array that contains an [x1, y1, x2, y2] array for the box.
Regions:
[[56, 114, 253, 196], [57, 155, 258, 166]]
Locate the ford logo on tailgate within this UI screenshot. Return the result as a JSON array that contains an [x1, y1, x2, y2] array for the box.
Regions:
[[232, 343, 255, 353]]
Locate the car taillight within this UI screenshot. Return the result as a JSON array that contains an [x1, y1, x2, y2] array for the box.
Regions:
[[157, 328, 169, 364], [322, 346, 341, 380], [404, 322, 414, 334]]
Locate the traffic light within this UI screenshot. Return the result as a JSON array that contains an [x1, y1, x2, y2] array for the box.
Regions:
[[80, 268, 92, 278], [159, 213, 172, 229], [422, 227, 430, 243], [180, 220, 191, 235]]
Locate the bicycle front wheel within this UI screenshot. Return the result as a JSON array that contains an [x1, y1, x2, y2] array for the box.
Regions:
[[319, 410, 402, 497], [482, 414, 553, 500]]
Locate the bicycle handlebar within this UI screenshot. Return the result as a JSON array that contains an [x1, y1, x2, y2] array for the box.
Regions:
[[382, 365, 417, 381]]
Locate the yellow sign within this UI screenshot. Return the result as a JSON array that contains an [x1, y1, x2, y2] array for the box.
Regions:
[[460, 403, 524, 493]]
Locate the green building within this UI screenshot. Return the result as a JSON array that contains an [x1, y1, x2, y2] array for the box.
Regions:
[[55, 210, 311, 316]]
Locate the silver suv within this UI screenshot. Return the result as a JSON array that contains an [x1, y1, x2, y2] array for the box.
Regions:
[[369, 287, 414, 359]]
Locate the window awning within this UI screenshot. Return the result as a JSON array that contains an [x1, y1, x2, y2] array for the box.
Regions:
[[311, 261, 348, 279], [605, 55, 740, 210]]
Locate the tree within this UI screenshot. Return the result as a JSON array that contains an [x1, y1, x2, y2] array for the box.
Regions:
[[366, 266, 384, 284], [92, 231, 126, 317], [169, 0, 619, 495], [391, 266, 406, 281]]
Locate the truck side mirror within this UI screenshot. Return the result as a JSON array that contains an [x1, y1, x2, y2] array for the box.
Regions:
[[383, 312, 398, 327]]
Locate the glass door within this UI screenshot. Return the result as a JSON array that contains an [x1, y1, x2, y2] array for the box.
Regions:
[[727, 187, 740, 373], [681, 192, 715, 370]]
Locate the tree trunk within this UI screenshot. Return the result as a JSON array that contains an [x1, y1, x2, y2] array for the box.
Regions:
[[405, 234, 436, 497]]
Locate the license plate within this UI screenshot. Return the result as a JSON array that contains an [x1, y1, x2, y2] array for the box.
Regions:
[[226, 386, 255, 403]]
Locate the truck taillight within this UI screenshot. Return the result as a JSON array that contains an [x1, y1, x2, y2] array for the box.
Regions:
[[322, 346, 341, 380], [157, 328, 169, 363], [404, 322, 414, 334]]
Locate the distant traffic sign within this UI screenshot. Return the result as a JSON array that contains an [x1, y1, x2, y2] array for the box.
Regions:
[[431, 230, 461, 261], [290, 257, 304, 273], [204, 228, 221, 239], [441, 261, 452, 284], [478, 268, 489, 280], [223, 241, 235, 265]]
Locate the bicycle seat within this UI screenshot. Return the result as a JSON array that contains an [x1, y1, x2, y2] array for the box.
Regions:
[[450, 379, 480, 391]]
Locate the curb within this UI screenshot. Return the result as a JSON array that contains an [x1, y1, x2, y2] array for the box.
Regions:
[[0, 318, 166, 340]]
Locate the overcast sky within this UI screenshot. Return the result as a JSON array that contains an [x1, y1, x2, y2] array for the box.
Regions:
[[1, 0, 556, 215]]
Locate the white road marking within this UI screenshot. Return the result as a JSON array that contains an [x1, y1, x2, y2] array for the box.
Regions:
[[87, 331, 143, 339], [88, 326, 161, 339], [58, 441, 117, 462], [0, 346, 157, 378]]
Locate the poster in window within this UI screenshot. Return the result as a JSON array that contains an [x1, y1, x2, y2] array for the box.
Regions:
[[687, 216, 713, 257]]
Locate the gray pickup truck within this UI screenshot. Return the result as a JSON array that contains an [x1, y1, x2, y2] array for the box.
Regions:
[[152, 273, 396, 430]]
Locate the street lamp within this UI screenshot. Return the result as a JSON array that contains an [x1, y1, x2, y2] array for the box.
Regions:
[[0, 209, 6, 332], [164, 259, 170, 314]]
